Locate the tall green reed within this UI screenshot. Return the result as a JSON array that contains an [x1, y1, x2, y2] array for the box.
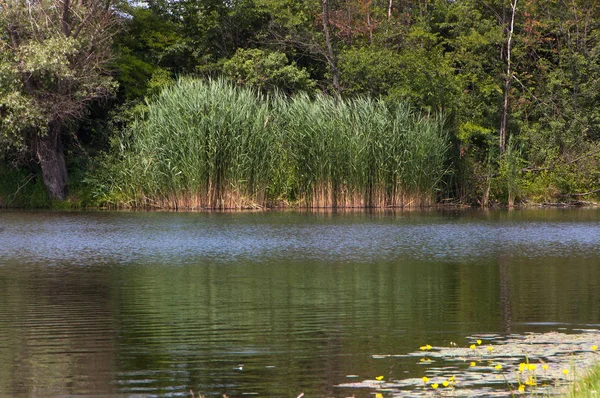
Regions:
[[93, 78, 450, 209]]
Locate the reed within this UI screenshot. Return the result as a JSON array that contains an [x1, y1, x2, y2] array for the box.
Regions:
[[93, 78, 449, 209], [564, 364, 600, 398]]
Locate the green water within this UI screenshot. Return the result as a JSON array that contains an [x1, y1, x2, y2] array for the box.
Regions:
[[1, 209, 599, 397]]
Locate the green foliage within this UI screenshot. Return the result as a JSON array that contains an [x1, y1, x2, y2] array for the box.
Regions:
[[494, 139, 524, 206], [112, 52, 156, 101], [111, 5, 182, 100], [4, 0, 600, 206], [88, 78, 449, 209], [146, 68, 176, 98], [137, 0, 270, 70], [0, 1, 117, 138], [0, 166, 51, 208], [0, 0, 117, 201], [223, 48, 316, 94], [564, 364, 600, 398]]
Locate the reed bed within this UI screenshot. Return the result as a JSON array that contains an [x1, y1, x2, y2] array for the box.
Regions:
[[96, 78, 449, 209]]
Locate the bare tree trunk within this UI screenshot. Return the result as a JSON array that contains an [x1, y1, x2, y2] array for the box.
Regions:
[[388, 0, 393, 21], [36, 124, 68, 201], [321, 0, 341, 94], [500, 0, 517, 154], [62, 0, 71, 35]]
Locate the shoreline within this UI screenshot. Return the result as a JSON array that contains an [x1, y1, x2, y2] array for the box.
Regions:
[[1, 200, 599, 212]]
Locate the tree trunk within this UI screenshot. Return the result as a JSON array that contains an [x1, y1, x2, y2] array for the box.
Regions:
[[321, 0, 341, 94], [36, 124, 68, 201], [500, 0, 517, 154]]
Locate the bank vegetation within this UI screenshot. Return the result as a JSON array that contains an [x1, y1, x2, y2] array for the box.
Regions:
[[2, 0, 600, 208], [90, 78, 448, 209]]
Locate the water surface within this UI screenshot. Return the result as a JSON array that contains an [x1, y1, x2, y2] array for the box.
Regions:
[[1, 209, 600, 397]]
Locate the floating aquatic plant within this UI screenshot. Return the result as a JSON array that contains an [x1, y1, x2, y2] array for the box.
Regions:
[[338, 331, 600, 397]]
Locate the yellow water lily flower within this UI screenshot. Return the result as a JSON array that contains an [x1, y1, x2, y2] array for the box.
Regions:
[[375, 376, 384, 381], [477, 339, 482, 345], [469, 344, 476, 350], [431, 383, 439, 389], [495, 364, 502, 370], [563, 369, 570, 376], [487, 346, 494, 352], [527, 364, 537, 371], [542, 364, 549, 371], [525, 376, 536, 386], [592, 345, 598, 351], [422, 376, 429, 383], [375, 394, 383, 398], [448, 375, 456, 382], [518, 363, 526, 372], [442, 381, 449, 387], [470, 361, 476, 367], [518, 384, 525, 392]]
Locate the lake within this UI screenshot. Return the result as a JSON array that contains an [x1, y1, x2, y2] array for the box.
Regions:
[[1, 209, 599, 397]]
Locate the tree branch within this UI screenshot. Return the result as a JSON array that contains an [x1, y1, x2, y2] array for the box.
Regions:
[[566, 188, 600, 197], [522, 146, 600, 173]]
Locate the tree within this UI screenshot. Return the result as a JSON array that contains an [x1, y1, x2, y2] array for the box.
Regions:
[[256, 0, 342, 93], [223, 48, 316, 94], [499, 0, 518, 153], [137, 0, 269, 74], [0, 0, 117, 200]]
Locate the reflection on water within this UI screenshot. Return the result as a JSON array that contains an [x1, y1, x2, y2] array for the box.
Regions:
[[0, 209, 599, 397]]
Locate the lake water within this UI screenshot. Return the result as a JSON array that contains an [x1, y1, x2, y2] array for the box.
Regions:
[[1, 209, 600, 397]]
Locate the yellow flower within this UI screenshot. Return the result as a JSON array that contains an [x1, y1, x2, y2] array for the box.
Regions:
[[487, 346, 494, 352], [375, 375, 384, 381], [527, 364, 537, 371], [525, 377, 536, 386], [470, 344, 476, 350], [495, 364, 502, 370], [592, 345, 598, 351], [422, 376, 429, 383], [563, 369, 570, 376], [470, 361, 476, 367], [477, 339, 482, 345], [426, 344, 432, 350], [420, 345, 427, 351], [442, 381, 449, 387], [432, 383, 439, 389], [518, 384, 525, 392], [518, 363, 526, 372], [375, 394, 383, 398], [449, 375, 456, 382], [542, 364, 549, 371]]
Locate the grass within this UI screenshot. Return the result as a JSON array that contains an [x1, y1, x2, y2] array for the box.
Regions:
[[564, 363, 600, 397], [90, 77, 450, 209]]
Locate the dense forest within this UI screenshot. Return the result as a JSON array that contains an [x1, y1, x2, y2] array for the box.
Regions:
[[1, 0, 600, 208]]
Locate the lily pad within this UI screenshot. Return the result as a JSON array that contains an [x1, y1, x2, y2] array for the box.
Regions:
[[337, 330, 600, 397]]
